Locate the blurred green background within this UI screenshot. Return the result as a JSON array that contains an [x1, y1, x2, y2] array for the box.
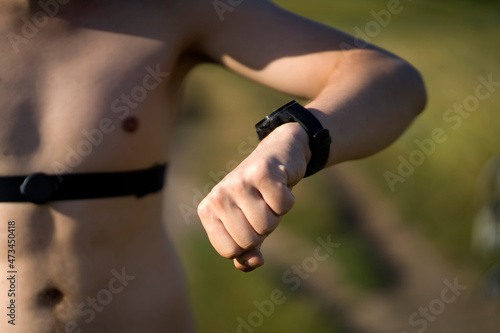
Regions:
[[165, 1, 500, 332]]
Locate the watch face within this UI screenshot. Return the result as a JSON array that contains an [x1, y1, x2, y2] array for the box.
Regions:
[[255, 101, 300, 140], [255, 110, 291, 140], [255, 116, 274, 140]]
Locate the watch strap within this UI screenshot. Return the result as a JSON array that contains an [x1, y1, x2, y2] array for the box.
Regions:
[[255, 101, 331, 178]]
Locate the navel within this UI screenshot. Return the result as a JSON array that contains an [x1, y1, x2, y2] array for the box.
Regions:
[[37, 287, 64, 307], [122, 116, 139, 133]]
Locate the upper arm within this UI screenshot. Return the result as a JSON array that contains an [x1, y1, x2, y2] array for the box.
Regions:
[[189, 0, 397, 99]]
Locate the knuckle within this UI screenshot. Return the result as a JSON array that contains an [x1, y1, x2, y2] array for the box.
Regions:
[[228, 176, 247, 196], [209, 185, 226, 208], [197, 200, 209, 220], [247, 160, 271, 182]]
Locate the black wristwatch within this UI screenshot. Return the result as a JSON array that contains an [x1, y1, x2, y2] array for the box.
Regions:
[[255, 100, 331, 178]]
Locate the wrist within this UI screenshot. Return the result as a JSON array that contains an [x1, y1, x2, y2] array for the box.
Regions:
[[259, 122, 311, 180], [277, 122, 311, 164], [255, 100, 331, 178]]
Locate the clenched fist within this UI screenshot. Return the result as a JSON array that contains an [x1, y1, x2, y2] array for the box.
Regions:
[[197, 123, 311, 272]]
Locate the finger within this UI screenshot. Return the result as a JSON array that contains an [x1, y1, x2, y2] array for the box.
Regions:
[[260, 181, 295, 216], [237, 186, 282, 236], [234, 247, 264, 272], [217, 200, 265, 251], [198, 202, 244, 259], [208, 182, 267, 251], [247, 163, 295, 216], [199, 186, 266, 257]]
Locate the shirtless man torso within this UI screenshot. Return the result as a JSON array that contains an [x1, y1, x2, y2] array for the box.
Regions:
[[0, 0, 426, 332]]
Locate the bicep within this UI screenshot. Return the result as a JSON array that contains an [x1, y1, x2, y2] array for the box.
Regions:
[[194, 0, 391, 99]]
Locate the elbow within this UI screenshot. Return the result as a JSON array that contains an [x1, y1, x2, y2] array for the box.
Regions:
[[394, 58, 428, 118], [347, 49, 427, 120]]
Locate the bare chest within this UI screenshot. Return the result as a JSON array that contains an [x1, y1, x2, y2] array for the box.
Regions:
[[0, 5, 190, 173]]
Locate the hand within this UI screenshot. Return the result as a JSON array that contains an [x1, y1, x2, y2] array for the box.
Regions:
[[197, 123, 310, 272]]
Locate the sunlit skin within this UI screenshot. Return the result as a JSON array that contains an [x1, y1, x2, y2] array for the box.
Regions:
[[0, 0, 425, 332]]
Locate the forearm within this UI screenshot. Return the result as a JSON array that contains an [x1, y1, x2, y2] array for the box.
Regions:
[[302, 50, 427, 167]]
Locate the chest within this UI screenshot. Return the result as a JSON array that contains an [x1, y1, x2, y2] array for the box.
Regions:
[[0, 6, 191, 160]]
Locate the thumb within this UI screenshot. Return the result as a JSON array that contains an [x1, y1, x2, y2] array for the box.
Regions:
[[234, 246, 264, 272]]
